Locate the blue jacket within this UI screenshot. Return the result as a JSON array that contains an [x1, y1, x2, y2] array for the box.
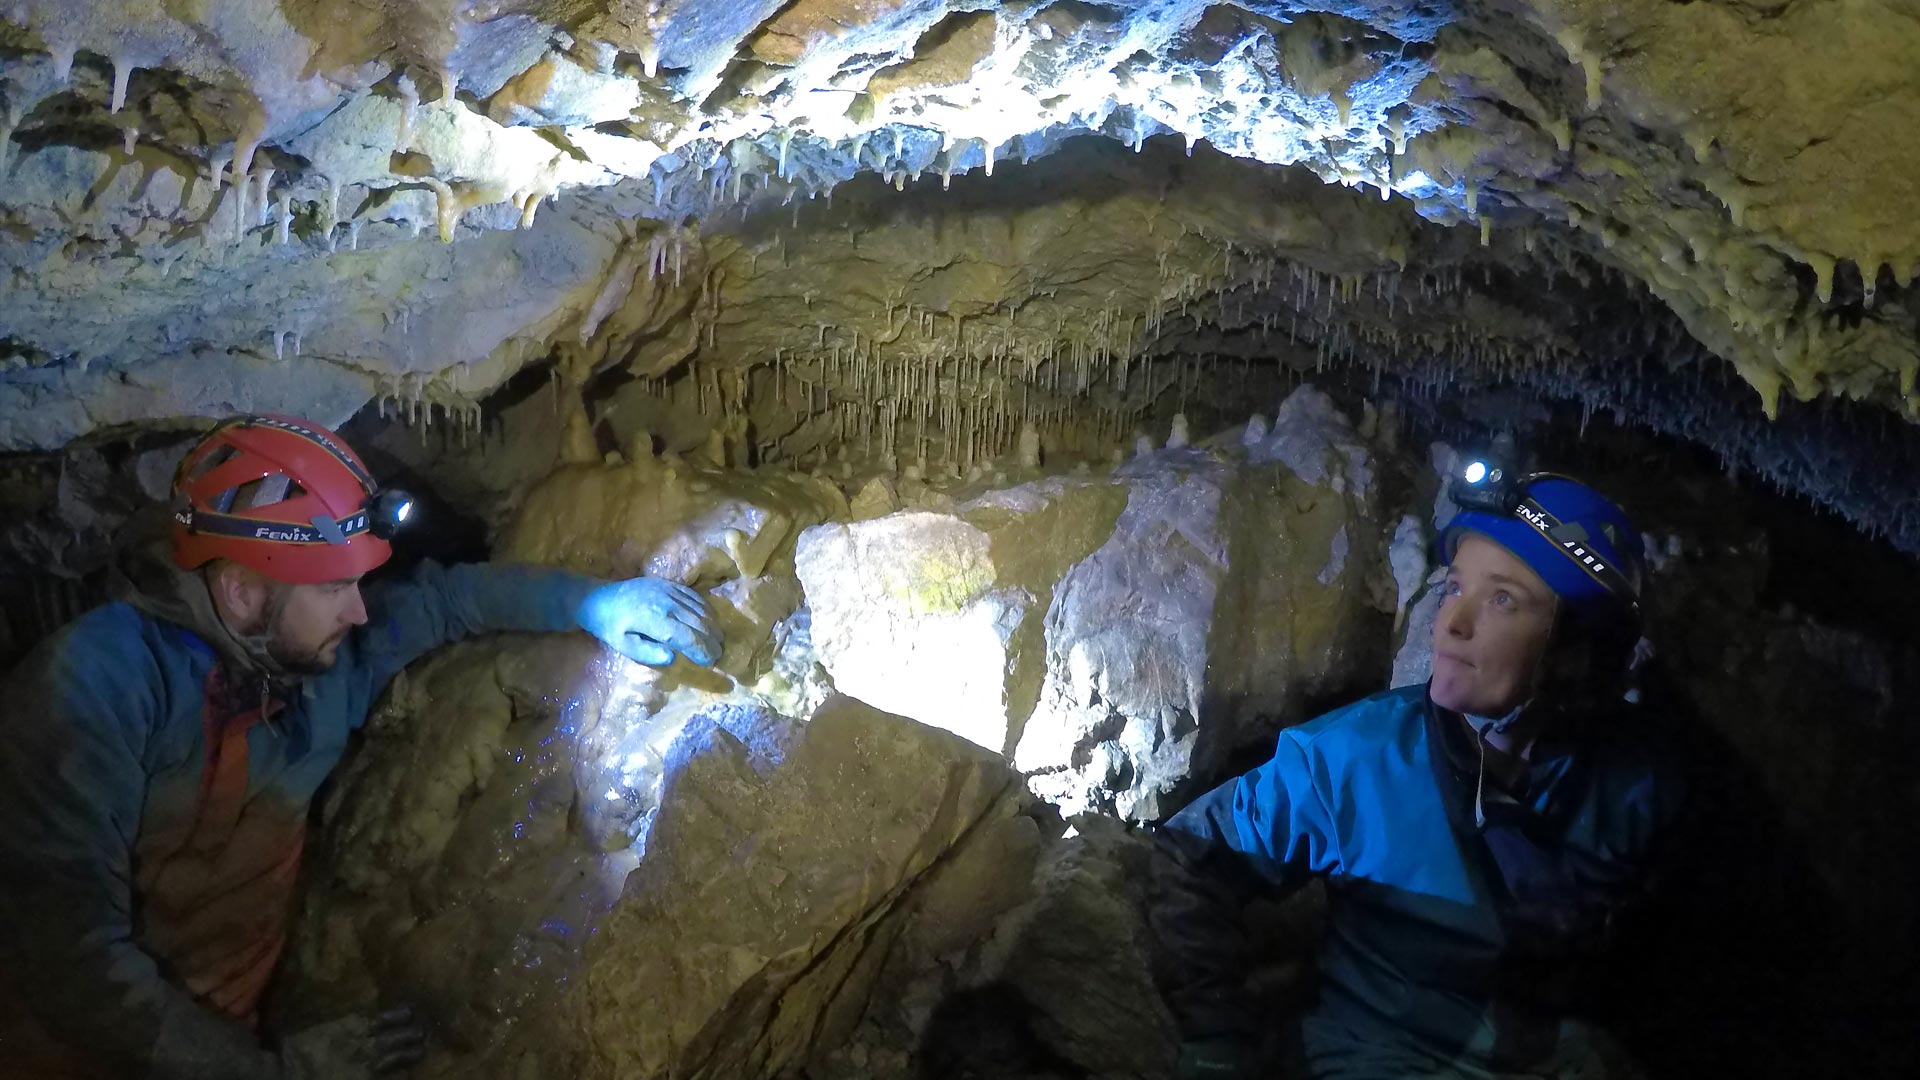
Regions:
[[0, 558, 599, 1074], [1156, 685, 1679, 1077]]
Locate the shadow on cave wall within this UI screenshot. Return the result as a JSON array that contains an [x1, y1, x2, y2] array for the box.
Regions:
[[917, 988, 1086, 1080]]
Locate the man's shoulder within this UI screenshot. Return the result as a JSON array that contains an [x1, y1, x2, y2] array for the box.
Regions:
[[10, 602, 179, 687]]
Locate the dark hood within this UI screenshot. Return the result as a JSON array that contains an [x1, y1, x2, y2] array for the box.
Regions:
[[106, 506, 292, 683]]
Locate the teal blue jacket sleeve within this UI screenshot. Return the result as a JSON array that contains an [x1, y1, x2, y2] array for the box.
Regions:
[[0, 609, 238, 1073], [1160, 728, 1344, 885], [347, 561, 604, 722], [1148, 727, 1344, 1041]]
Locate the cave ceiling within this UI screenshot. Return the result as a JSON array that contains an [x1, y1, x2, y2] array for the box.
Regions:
[[3, 0, 1920, 546]]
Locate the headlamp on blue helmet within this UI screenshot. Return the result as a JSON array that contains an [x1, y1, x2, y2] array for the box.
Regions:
[[1452, 434, 1517, 516], [1444, 439, 1644, 622]]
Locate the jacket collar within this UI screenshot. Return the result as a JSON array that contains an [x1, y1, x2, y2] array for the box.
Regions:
[[1423, 687, 1586, 836], [107, 507, 295, 686]]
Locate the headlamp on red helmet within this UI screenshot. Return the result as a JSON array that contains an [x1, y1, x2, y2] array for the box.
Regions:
[[171, 415, 413, 585]]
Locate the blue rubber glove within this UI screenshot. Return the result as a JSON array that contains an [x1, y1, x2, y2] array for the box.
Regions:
[[575, 578, 721, 667]]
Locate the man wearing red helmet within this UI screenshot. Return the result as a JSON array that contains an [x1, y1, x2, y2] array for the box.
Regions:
[[0, 416, 722, 1079]]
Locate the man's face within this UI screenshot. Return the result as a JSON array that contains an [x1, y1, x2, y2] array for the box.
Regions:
[[1430, 533, 1558, 717], [261, 577, 367, 675]]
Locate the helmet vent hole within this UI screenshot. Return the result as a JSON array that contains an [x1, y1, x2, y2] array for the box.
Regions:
[[243, 474, 293, 508]]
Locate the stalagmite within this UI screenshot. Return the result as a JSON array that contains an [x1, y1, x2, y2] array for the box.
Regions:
[[276, 193, 292, 245], [1167, 413, 1190, 449], [1242, 414, 1270, 445], [1018, 422, 1041, 467]]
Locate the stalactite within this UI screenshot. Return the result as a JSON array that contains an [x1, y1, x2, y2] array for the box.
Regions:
[[396, 73, 419, 148]]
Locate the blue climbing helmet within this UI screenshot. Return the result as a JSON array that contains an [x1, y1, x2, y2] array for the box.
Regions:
[[1441, 448, 1646, 625]]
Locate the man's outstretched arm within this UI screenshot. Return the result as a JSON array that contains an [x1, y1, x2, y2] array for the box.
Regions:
[[347, 560, 721, 716]]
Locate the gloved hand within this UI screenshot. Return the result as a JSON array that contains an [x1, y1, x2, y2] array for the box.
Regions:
[[276, 1008, 427, 1079], [576, 577, 721, 667], [1176, 1036, 1253, 1080]]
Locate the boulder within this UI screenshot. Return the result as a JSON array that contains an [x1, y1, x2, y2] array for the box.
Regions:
[[285, 634, 637, 1078], [794, 477, 1127, 754], [1019, 387, 1392, 820], [583, 694, 1053, 1080]]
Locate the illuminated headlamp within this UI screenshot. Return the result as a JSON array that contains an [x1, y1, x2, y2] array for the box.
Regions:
[[1448, 434, 1517, 515], [369, 488, 416, 541]]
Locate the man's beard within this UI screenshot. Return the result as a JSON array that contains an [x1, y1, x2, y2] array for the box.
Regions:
[[244, 588, 342, 676], [267, 623, 343, 676]]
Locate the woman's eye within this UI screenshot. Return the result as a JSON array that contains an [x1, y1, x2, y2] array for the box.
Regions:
[[1493, 591, 1514, 608]]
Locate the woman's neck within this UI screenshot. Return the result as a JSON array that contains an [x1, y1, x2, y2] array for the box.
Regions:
[[1460, 708, 1539, 789]]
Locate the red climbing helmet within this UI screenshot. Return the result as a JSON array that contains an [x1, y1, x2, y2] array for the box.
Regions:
[[171, 414, 414, 585]]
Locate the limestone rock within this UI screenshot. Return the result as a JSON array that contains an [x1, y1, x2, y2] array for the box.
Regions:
[[954, 815, 1180, 1077], [794, 477, 1127, 754], [501, 459, 844, 586], [848, 475, 898, 520], [1390, 566, 1447, 690], [583, 694, 1046, 1080], [285, 634, 634, 1078], [1019, 389, 1389, 820]]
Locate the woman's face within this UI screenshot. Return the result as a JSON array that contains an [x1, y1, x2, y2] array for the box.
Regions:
[[1430, 533, 1558, 717]]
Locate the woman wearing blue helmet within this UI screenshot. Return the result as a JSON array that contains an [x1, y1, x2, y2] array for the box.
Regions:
[[1152, 451, 1679, 1080]]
